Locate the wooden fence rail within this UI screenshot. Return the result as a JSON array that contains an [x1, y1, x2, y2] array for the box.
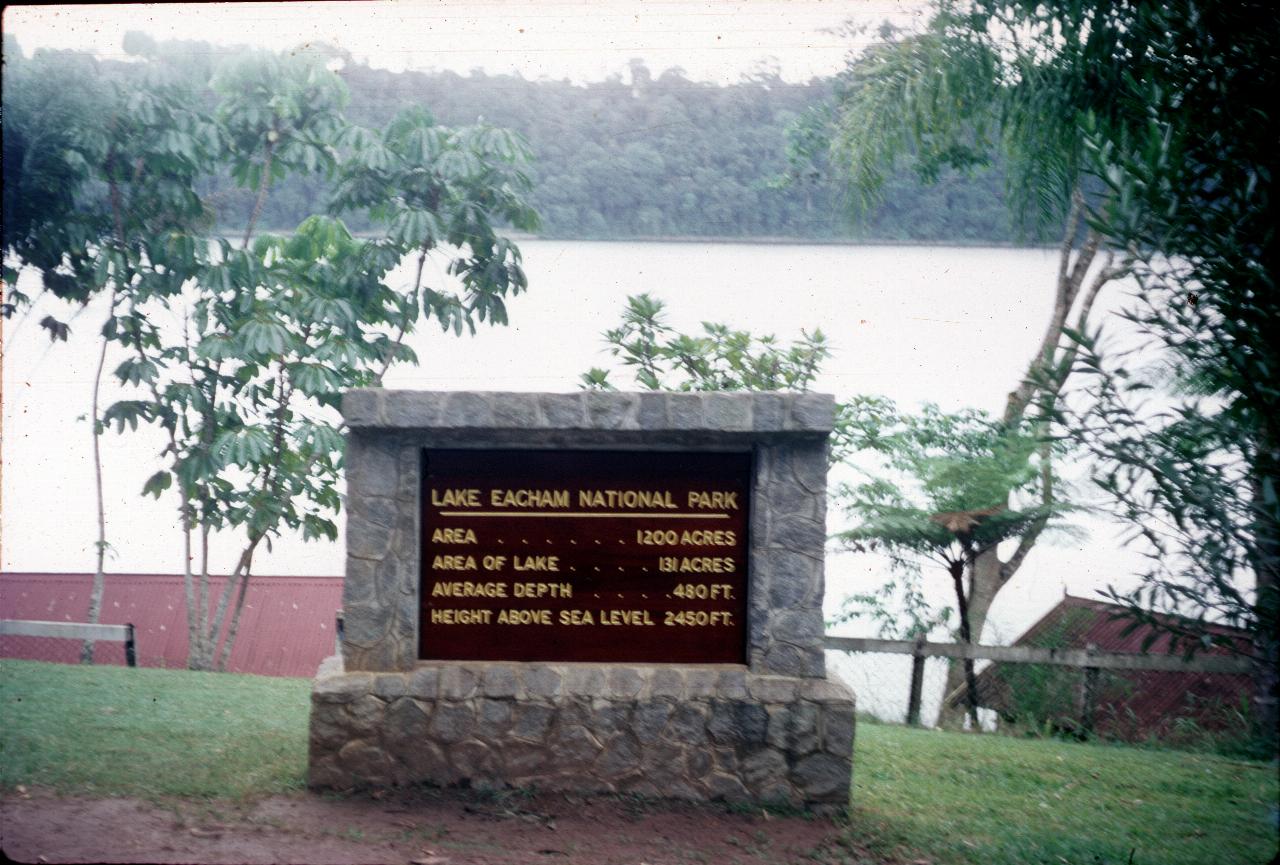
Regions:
[[823, 635, 1253, 731], [0, 619, 137, 667]]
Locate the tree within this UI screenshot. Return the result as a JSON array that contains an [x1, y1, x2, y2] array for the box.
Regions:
[[3, 43, 538, 671], [823, 12, 1125, 725], [3, 42, 110, 653], [328, 107, 539, 385], [3, 41, 216, 661], [833, 398, 1076, 726], [1005, 0, 1278, 750], [581, 293, 829, 392], [826, 0, 1277, 742]]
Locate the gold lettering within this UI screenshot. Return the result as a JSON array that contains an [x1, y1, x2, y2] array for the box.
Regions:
[[496, 608, 552, 625], [678, 529, 736, 546], [672, 583, 733, 600], [683, 556, 733, 573], [513, 582, 573, 598], [490, 488, 570, 509], [687, 491, 739, 510], [558, 609, 594, 625], [658, 556, 734, 573], [599, 609, 656, 626], [431, 527, 478, 544], [662, 610, 733, 626], [432, 555, 478, 571], [513, 555, 559, 572], [430, 608, 492, 625], [578, 489, 677, 509], [431, 581, 507, 598], [431, 488, 481, 508]]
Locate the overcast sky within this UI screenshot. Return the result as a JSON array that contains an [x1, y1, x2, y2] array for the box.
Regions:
[[4, 0, 926, 83]]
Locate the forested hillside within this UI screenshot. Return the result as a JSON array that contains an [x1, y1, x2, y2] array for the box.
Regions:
[[24, 34, 1030, 243], [334, 60, 1021, 242], [249, 58, 1021, 242]]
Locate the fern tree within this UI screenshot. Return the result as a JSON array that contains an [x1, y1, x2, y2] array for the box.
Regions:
[[833, 397, 1076, 727]]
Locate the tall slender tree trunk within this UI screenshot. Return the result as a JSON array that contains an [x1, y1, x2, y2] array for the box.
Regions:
[[242, 137, 275, 250], [929, 196, 1116, 727], [948, 558, 982, 729], [189, 524, 214, 670], [81, 291, 117, 664], [938, 549, 1002, 727], [210, 366, 293, 671], [216, 540, 262, 672], [180, 501, 198, 666]]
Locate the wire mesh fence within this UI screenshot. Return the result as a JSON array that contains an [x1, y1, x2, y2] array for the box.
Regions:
[[965, 661, 1255, 747], [827, 640, 1259, 755]]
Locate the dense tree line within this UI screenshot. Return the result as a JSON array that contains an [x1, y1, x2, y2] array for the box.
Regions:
[[59, 37, 1026, 243], [336, 58, 1022, 241]]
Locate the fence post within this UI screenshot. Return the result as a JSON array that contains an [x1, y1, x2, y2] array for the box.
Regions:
[[1080, 642, 1099, 736], [124, 623, 137, 668], [906, 635, 927, 727]]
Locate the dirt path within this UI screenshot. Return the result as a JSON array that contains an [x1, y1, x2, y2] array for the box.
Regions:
[[1, 787, 877, 865]]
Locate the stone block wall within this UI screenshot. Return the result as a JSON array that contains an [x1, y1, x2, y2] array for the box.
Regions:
[[309, 658, 855, 808], [310, 390, 856, 810], [339, 390, 833, 677]]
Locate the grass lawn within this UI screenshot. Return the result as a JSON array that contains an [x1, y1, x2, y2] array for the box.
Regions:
[[2, 660, 1276, 864], [0, 659, 310, 799], [842, 720, 1279, 865]]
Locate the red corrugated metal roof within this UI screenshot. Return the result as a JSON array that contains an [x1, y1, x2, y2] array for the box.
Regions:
[[1017, 594, 1250, 656], [0, 572, 342, 677], [967, 595, 1253, 739]]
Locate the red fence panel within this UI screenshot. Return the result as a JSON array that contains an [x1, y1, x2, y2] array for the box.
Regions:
[[0, 572, 342, 677]]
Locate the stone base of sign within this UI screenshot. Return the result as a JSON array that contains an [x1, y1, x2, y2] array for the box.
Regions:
[[307, 656, 855, 810], [314, 390, 855, 811]]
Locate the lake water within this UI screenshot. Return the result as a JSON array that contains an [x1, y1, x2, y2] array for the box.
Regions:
[[2, 239, 1151, 721]]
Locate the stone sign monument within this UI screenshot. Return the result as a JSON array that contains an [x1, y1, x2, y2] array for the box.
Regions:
[[308, 390, 856, 809]]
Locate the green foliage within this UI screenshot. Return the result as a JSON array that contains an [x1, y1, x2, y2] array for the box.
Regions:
[[118, 67, 538, 602], [834, 397, 1068, 564], [329, 107, 538, 343], [826, 12, 1099, 235], [2, 40, 538, 670], [582, 293, 829, 393], [5, 32, 1031, 245], [829, 0, 1278, 746], [829, 570, 951, 640], [981, 611, 1096, 737], [918, 0, 1280, 748], [1, 49, 100, 314], [1, 39, 213, 332], [331, 59, 1027, 242], [214, 49, 348, 189], [831, 397, 1079, 657], [333, 60, 1024, 242]]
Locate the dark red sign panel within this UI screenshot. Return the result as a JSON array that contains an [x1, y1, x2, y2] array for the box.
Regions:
[[419, 448, 751, 663]]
